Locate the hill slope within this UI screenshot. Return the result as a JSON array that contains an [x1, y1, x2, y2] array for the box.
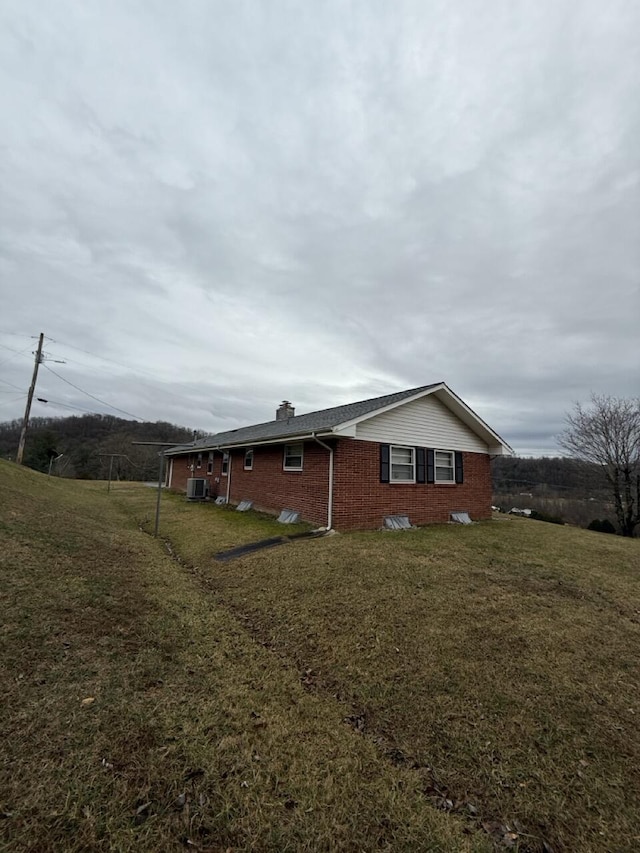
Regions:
[[2, 461, 639, 852], [117, 482, 640, 853], [0, 460, 484, 852]]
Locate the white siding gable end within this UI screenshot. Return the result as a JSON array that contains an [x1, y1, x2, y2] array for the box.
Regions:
[[354, 395, 489, 452]]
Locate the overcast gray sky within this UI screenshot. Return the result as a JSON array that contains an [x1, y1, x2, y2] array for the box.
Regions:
[[1, 0, 638, 455]]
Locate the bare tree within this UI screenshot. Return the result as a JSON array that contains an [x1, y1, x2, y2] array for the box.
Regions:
[[559, 394, 640, 537]]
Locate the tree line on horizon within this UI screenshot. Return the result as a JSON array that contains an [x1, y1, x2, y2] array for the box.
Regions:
[[2, 411, 602, 489], [0, 414, 202, 481]]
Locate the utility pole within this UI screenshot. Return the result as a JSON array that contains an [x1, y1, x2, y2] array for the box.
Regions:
[[98, 453, 127, 492], [16, 333, 44, 465]]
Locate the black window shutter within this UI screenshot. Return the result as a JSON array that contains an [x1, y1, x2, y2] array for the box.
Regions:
[[455, 451, 464, 483], [416, 447, 426, 483], [426, 448, 435, 483], [380, 444, 390, 483]]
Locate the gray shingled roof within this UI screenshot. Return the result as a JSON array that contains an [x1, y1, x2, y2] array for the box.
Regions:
[[165, 383, 442, 454]]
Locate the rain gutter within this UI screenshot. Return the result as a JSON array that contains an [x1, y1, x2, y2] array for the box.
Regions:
[[225, 451, 232, 504], [164, 431, 335, 456], [312, 432, 334, 530]]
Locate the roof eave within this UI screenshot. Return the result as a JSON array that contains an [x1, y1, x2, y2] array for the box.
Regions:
[[433, 386, 514, 454], [164, 430, 335, 454]]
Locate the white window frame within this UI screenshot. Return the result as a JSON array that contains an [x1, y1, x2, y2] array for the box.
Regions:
[[221, 451, 229, 476], [435, 449, 455, 483], [196, 452, 202, 469], [283, 442, 304, 471], [390, 445, 415, 483], [206, 451, 213, 475], [244, 448, 254, 470]]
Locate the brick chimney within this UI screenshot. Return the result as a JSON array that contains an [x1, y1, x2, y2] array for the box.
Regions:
[[276, 400, 295, 421]]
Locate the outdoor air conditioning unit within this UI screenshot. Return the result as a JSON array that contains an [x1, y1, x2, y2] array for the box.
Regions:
[[186, 478, 209, 501]]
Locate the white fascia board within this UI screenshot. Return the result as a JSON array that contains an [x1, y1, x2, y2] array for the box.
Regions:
[[165, 431, 335, 455], [214, 432, 335, 451], [164, 445, 200, 456], [332, 424, 357, 437], [488, 444, 513, 457], [220, 433, 334, 450], [432, 387, 514, 454]]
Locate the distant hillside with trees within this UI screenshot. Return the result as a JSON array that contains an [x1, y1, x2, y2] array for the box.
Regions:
[[491, 455, 607, 496], [492, 455, 621, 533], [0, 414, 202, 481]]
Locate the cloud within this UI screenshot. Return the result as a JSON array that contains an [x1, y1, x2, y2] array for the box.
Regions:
[[0, 0, 638, 455]]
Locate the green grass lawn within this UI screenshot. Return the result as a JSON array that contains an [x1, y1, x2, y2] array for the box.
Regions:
[[0, 463, 484, 853], [2, 464, 639, 852]]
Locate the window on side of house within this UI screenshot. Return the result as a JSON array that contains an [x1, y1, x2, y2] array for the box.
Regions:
[[196, 452, 202, 469], [390, 445, 415, 482], [244, 448, 254, 470], [206, 451, 213, 474], [435, 450, 455, 482], [221, 451, 229, 475], [283, 442, 303, 471]]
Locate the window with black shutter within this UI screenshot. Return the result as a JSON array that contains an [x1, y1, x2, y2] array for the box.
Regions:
[[380, 444, 390, 482], [454, 451, 464, 483], [426, 449, 435, 483]]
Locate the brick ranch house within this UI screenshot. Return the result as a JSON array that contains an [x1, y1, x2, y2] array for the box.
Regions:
[[165, 382, 513, 531]]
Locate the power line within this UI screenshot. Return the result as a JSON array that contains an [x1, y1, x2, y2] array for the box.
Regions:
[[47, 338, 167, 381], [35, 396, 102, 415], [0, 377, 25, 392], [0, 342, 25, 354], [45, 338, 199, 410], [0, 394, 26, 408], [42, 364, 144, 421], [0, 342, 34, 370]]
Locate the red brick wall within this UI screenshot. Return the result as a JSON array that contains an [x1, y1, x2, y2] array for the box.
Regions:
[[168, 450, 225, 495], [331, 439, 492, 530], [229, 442, 330, 526], [168, 442, 331, 526], [168, 438, 492, 531]]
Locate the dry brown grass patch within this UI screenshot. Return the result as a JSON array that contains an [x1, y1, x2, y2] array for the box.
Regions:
[[1, 462, 486, 852], [116, 484, 640, 853]]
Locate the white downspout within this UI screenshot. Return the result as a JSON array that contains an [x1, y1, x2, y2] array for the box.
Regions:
[[312, 434, 333, 530], [167, 457, 173, 488], [225, 451, 232, 504]]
